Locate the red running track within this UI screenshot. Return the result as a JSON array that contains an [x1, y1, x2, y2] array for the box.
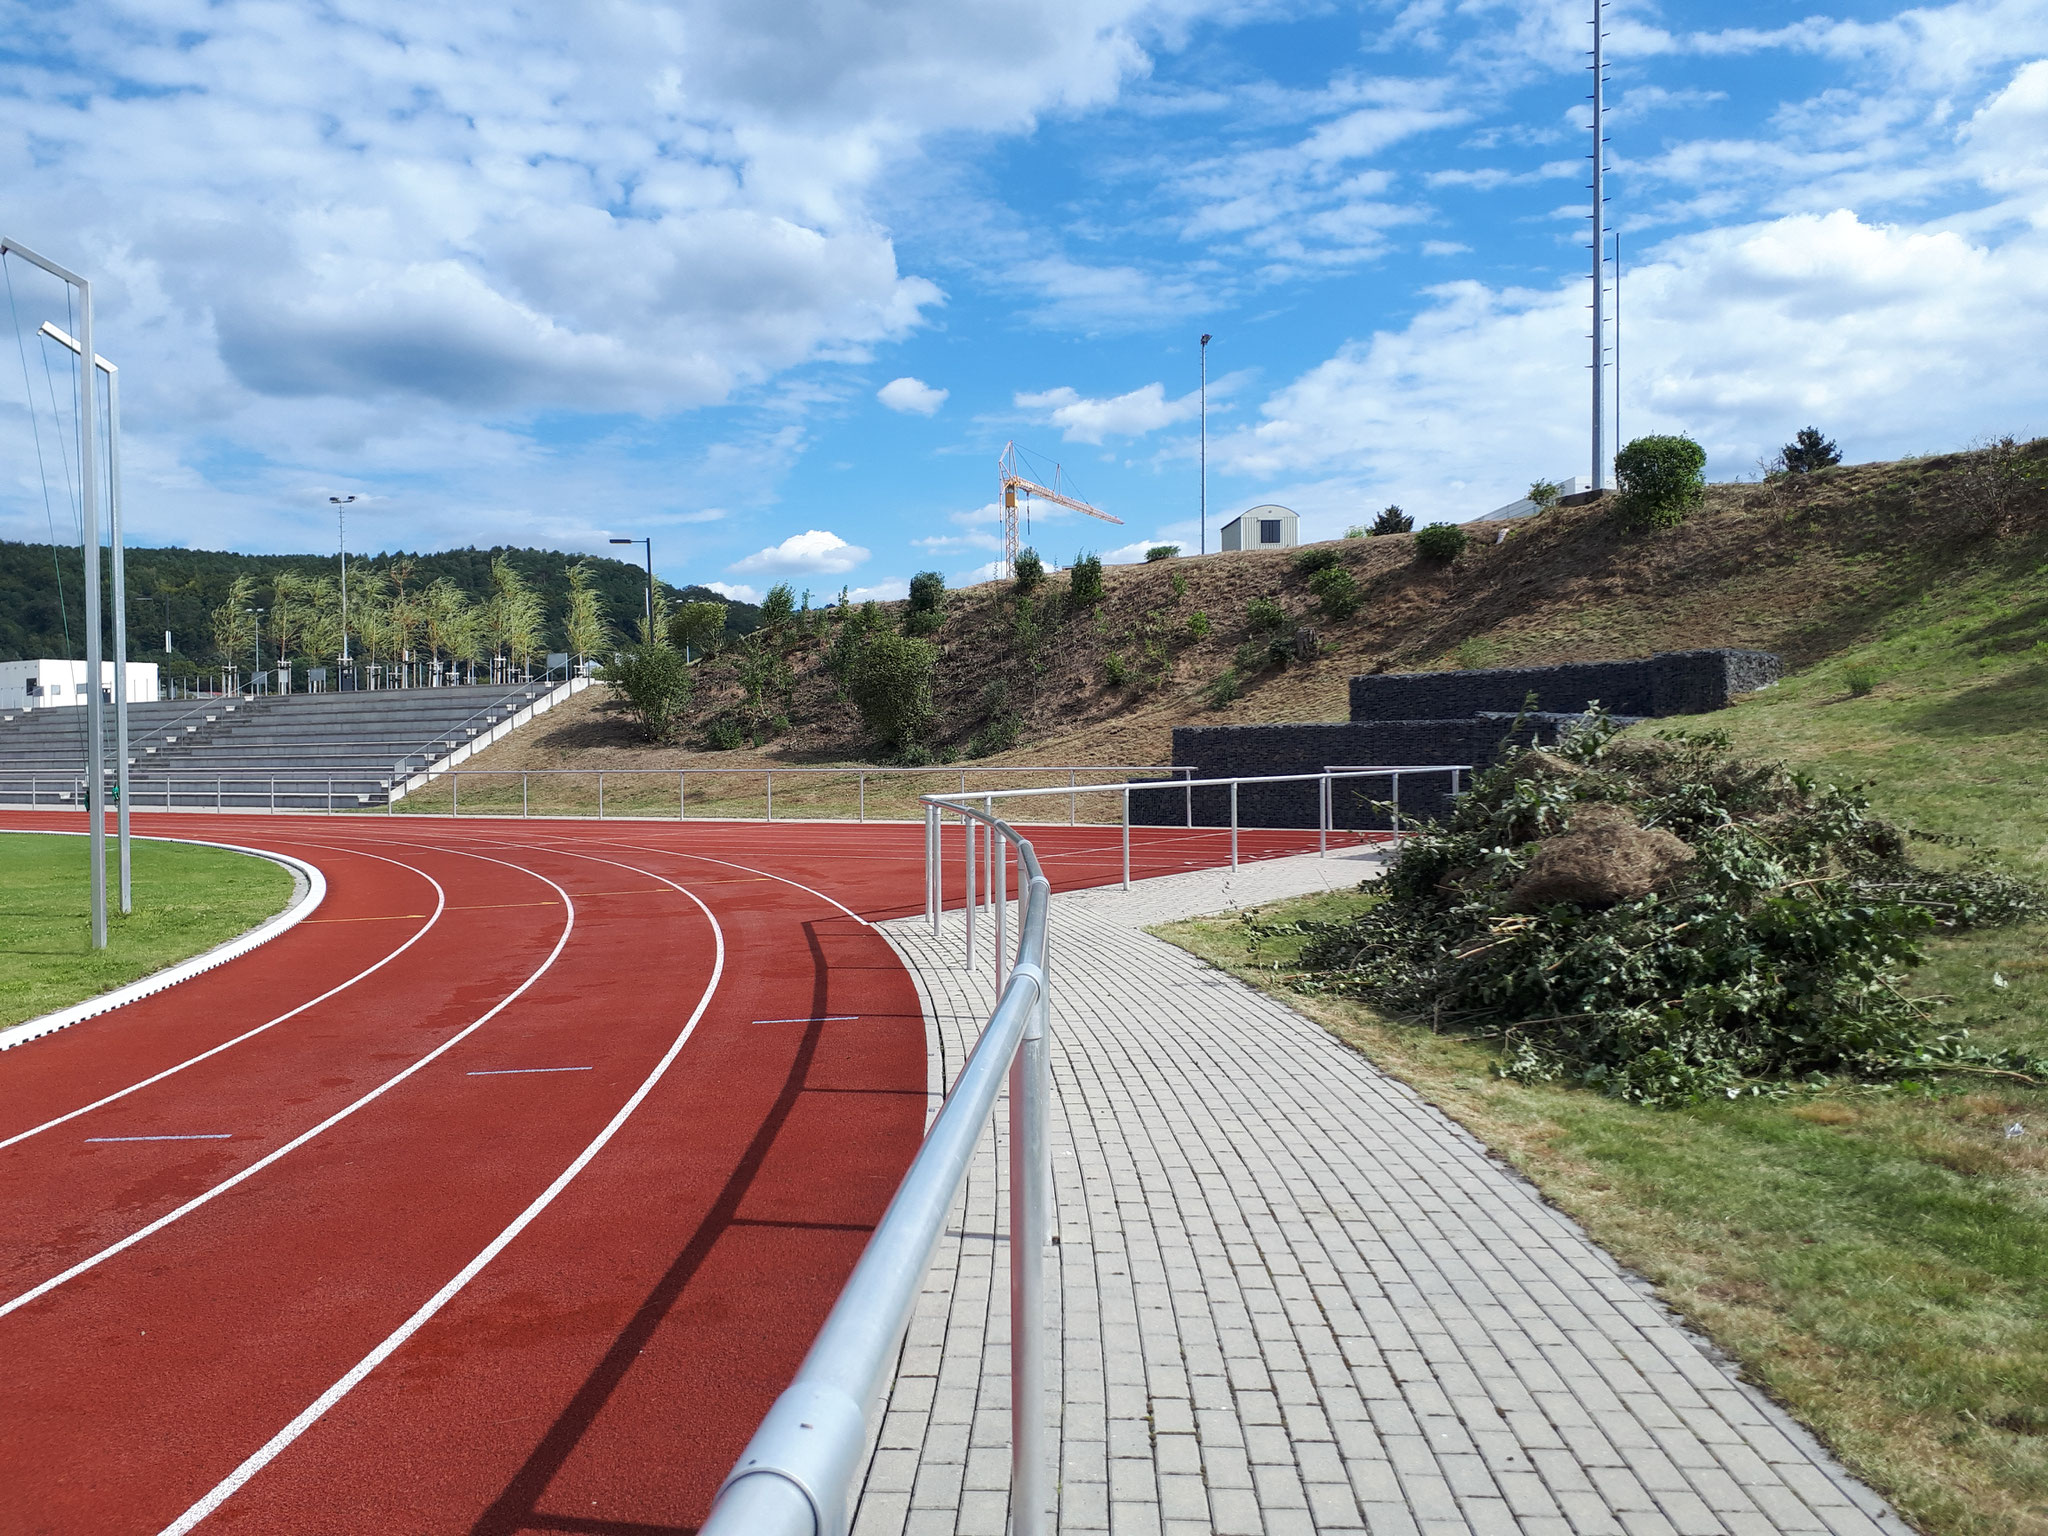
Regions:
[[0, 812, 1350, 1535]]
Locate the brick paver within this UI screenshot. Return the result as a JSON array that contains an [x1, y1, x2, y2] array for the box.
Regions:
[[852, 849, 1908, 1536]]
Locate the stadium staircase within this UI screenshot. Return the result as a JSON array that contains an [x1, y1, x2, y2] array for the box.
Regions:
[[0, 678, 586, 812]]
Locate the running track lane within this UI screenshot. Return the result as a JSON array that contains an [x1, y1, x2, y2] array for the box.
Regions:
[[0, 811, 1336, 1533], [0, 816, 927, 1535]]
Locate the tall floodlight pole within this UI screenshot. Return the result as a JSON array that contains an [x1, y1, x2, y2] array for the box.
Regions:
[[1199, 334, 1212, 554], [5, 237, 105, 947], [330, 495, 356, 688], [1589, 0, 1608, 491], [611, 537, 655, 637], [1614, 231, 1622, 454], [42, 321, 132, 912]]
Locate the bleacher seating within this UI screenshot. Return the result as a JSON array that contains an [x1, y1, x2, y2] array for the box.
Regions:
[[0, 682, 562, 811]]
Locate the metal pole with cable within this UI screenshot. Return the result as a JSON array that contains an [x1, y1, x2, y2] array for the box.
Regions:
[[1589, 0, 1608, 491], [330, 495, 356, 689], [5, 237, 104, 947]]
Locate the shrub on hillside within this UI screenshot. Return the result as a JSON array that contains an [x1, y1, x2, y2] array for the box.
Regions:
[[1245, 596, 1288, 636], [1145, 544, 1180, 561], [599, 642, 694, 744], [759, 583, 798, 633], [1259, 716, 2045, 1105], [1368, 505, 1413, 536], [849, 632, 938, 759], [1308, 565, 1362, 620], [1103, 652, 1129, 687], [1292, 547, 1342, 576], [1186, 609, 1210, 641], [903, 570, 947, 636], [704, 715, 745, 750], [1778, 426, 1842, 475], [1068, 552, 1104, 606], [1207, 667, 1241, 708], [1527, 479, 1563, 509], [1169, 571, 1188, 601], [1614, 434, 1708, 530], [1013, 549, 1045, 592], [1413, 523, 1468, 564]]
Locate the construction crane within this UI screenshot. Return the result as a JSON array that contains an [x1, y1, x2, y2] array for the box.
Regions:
[[998, 441, 1122, 578]]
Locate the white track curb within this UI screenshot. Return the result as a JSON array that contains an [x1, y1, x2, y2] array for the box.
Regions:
[[0, 833, 327, 1054]]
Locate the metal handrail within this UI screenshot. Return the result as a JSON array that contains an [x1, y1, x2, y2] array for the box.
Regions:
[[702, 801, 1053, 1536]]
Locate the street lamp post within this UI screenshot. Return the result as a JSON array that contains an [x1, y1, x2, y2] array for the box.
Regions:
[[40, 319, 134, 914], [250, 608, 265, 694], [330, 496, 356, 688], [610, 537, 655, 638], [6, 235, 107, 948], [1199, 333, 1212, 555]]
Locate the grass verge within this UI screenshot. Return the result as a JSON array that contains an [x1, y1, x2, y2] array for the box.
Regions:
[[1152, 560, 2048, 1536], [0, 831, 297, 1029]]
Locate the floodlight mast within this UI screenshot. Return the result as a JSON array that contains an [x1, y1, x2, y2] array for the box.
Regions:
[[4, 236, 105, 948], [42, 320, 133, 914], [1590, 0, 1609, 492], [330, 496, 356, 682]]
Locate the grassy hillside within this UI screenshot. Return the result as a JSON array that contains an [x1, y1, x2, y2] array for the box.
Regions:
[[462, 440, 2047, 774]]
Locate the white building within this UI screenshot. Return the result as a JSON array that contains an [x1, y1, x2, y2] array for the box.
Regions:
[[0, 659, 160, 713], [1219, 504, 1300, 551]]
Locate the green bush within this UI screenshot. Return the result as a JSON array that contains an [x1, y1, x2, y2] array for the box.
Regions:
[[1013, 549, 1045, 592], [849, 632, 938, 758], [1844, 665, 1879, 697], [1779, 426, 1842, 474], [598, 642, 694, 744], [759, 583, 797, 632], [1265, 717, 2046, 1105], [1186, 609, 1210, 641], [704, 715, 744, 750], [1245, 595, 1288, 635], [1307, 566, 1361, 620], [1413, 523, 1467, 563], [1168, 571, 1187, 601], [1068, 553, 1104, 606], [1207, 667, 1240, 708], [1526, 479, 1562, 508], [1103, 652, 1129, 687], [1368, 505, 1412, 536], [1292, 547, 1342, 575], [1614, 434, 1707, 530], [903, 570, 947, 635], [1343, 524, 1367, 539], [1145, 544, 1180, 562]]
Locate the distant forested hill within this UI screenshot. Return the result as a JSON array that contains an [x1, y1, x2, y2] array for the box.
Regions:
[[0, 540, 759, 673]]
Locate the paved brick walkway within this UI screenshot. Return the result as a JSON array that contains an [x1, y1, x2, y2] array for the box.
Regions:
[[854, 849, 1909, 1536]]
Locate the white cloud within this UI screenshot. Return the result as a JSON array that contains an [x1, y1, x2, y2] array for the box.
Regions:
[[845, 578, 910, 602], [878, 376, 949, 414], [1218, 204, 2048, 525], [729, 528, 872, 575], [1016, 381, 1203, 444], [705, 580, 761, 603]]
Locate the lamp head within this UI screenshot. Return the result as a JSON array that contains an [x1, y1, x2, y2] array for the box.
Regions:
[[1200, 333, 1212, 346]]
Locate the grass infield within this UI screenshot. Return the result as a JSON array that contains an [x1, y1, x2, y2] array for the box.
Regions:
[[1153, 563, 2048, 1536], [0, 831, 297, 1030]]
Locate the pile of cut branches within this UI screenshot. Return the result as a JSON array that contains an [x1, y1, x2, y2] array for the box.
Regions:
[[1261, 714, 2043, 1105]]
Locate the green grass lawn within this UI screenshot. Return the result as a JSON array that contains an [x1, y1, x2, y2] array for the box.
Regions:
[[1155, 547, 2048, 1536], [0, 831, 298, 1028]]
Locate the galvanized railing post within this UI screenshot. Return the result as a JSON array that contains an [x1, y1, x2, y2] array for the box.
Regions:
[[271, 777, 276, 813], [859, 772, 866, 823], [1068, 768, 1076, 827], [453, 773, 459, 816], [994, 809, 1007, 992], [523, 773, 529, 817], [598, 771, 605, 818], [964, 810, 977, 970], [216, 778, 222, 813], [680, 771, 687, 820], [767, 770, 773, 821], [1319, 774, 1328, 856], [1122, 786, 1131, 891], [1230, 782, 1239, 869], [328, 777, 334, 814], [1010, 921, 1050, 1536], [1391, 772, 1401, 839]]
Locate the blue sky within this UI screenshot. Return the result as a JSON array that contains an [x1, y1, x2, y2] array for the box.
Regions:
[[1, 0, 2044, 602]]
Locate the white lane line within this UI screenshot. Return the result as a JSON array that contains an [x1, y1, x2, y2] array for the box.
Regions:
[[576, 832, 873, 928], [160, 848, 726, 1536], [465, 1066, 592, 1077], [0, 856, 575, 1323], [752, 1015, 860, 1025], [86, 1134, 232, 1143], [0, 848, 448, 1154]]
